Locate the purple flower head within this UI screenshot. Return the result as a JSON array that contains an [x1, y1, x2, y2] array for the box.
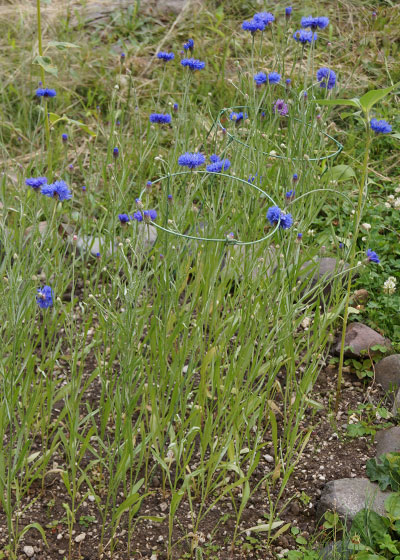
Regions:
[[184, 39, 194, 51], [181, 58, 205, 71], [301, 16, 329, 30], [316, 67, 336, 89], [370, 118, 392, 134], [149, 113, 172, 124], [157, 51, 175, 61], [285, 189, 295, 200], [41, 180, 72, 201], [62, 133, 68, 142], [209, 154, 220, 163], [293, 173, 298, 182], [206, 159, 231, 173], [285, 7, 292, 17], [36, 88, 57, 98], [173, 103, 178, 112], [242, 19, 265, 33], [254, 72, 267, 86], [266, 206, 293, 229], [168, 194, 173, 200], [254, 12, 275, 26], [366, 249, 380, 263], [293, 29, 317, 43], [26, 177, 47, 189], [178, 152, 206, 169], [120, 52, 126, 59], [297, 233, 303, 239], [146, 181, 152, 188], [113, 147, 119, 158], [118, 213, 131, 224], [36, 285, 53, 309], [286, 78, 292, 85], [273, 99, 289, 116]]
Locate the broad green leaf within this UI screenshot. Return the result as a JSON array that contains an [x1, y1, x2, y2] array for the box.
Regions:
[[67, 117, 96, 137], [316, 97, 361, 108], [33, 55, 58, 76], [323, 165, 356, 183], [48, 41, 80, 50], [241, 520, 284, 533], [359, 81, 400, 113]]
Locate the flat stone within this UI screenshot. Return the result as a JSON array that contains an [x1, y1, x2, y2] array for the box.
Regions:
[[375, 426, 400, 457], [375, 354, 400, 393], [300, 257, 350, 299], [316, 478, 388, 526], [23, 546, 35, 558], [333, 323, 392, 358]]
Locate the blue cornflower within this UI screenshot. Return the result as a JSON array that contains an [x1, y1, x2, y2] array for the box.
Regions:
[[157, 52, 175, 61], [293, 173, 298, 181], [273, 99, 289, 116], [229, 111, 247, 123], [120, 52, 126, 60], [286, 78, 291, 85], [286, 189, 295, 200], [268, 72, 281, 84], [181, 58, 205, 71], [41, 180, 72, 201], [146, 181, 152, 188], [254, 12, 275, 26], [317, 67, 336, 89], [370, 118, 392, 134], [293, 29, 317, 43], [266, 206, 293, 229], [178, 152, 206, 169], [297, 233, 303, 239], [62, 133, 68, 142], [254, 72, 267, 86], [36, 88, 57, 98], [26, 177, 47, 189], [242, 19, 265, 33], [36, 285, 53, 309], [301, 16, 329, 30], [183, 38, 194, 51], [118, 213, 131, 223], [173, 103, 178, 112], [285, 7, 292, 17], [366, 249, 380, 263], [206, 156, 231, 173], [113, 147, 119, 158], [149, 113, 172, 124], [133, 211, 143, 222], [144, 209, 157, 221]]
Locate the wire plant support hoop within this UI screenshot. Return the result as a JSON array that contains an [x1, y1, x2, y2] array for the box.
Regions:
[[140, 170, 281, 246], [211, 105, 343, 163]]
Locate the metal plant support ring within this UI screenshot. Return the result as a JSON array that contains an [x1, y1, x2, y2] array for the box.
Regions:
[[140, 170, 280, 246], [214, 105, 344, 163]]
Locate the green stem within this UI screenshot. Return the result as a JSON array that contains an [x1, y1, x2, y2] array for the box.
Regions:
[[335, 121, 371, 413], [36, 0, 52, 177]]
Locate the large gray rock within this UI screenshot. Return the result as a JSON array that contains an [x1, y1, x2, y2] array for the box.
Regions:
[[333, 323, 392, 358], [375, 355, 400, 393], [375, 426, 400, 458], [300, 257, 350, 298], [316, 478, 388, 526]]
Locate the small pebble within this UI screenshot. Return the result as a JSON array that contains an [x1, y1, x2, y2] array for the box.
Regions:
[[75, 533, 86, 543], [23, 546, 34, 558]]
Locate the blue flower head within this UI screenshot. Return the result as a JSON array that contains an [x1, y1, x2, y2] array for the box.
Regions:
[[157, 52, 175, 61], [229, 111, 247, 123], [36, 285, 53, 309], [317, 67, 336, 89], [301, 16, 329, 29], [178, 152, 206, 169], [285, 7, 293, 17], [286, 189, 295, 200], [254, 72, 267, 86], [254, 12, 275, 26], [366, 249, 380, 263], [113, 147, 119, 158], [266, 206, 293, 229], [62, 133, 68, 142], [293, 29, 317, 43], [293, 173, 298, 181], [133, 211, 143, 222], [181, 58, 205, 71], [206, 157, 231, 173], [183, 39, 194, 51], [41, 180, 72, 201], [149, 113, 172, 124], [209, 154, 220, 163], [118, 213, 131, 223], [268, 72, 281, 84], [146, 181, 152, 188], [370, 118, 392, 134], [144, 209, 157, 222], [242, 19, 265, 33], [173, 103, 178, 112], [36, 88, 57, 98], [26, 177, 47, 189]]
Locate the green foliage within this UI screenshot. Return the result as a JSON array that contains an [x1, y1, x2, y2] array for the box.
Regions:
[[366, 453, 400, 492]]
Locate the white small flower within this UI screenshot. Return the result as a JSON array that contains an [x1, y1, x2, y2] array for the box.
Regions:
[[301, 317, 311, 329], [394, 198, 400, 209], [385, 202, 391, 208], [361, 223, 371, 231], [307, 229, 315, 237], [383, 276, 397, 295]]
